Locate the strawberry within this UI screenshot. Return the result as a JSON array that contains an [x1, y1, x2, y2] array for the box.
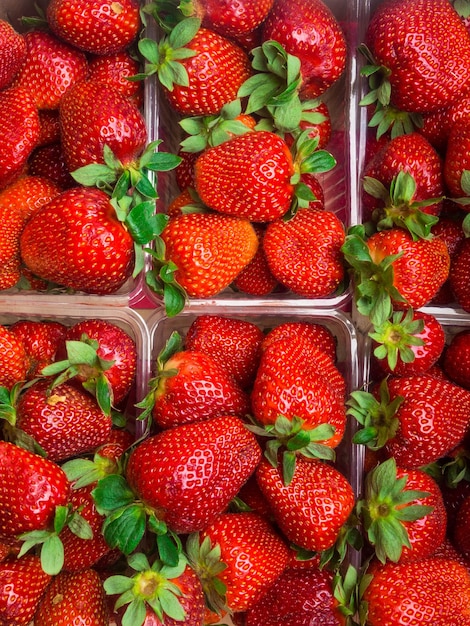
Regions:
[[443, 330, 470, 389], [187, 511, 290, 613], [231, 223, 280, 296], [48, 318, 138, 412], [362, 556, 470, 625], [342, 225, 450, 326], [261, 0, 347, 99], [256, 456, 355, 553], [263, 207, 346, 297], [88, 51, 144, 107], [34, 568, 109, 626], [27, 143, 76, 189], [59, 79, 148, 172], [360, 0, 470, 137], [194, 131, 294, 222], [430, 213, 466, 305], [0, 325, 28, 390], [19, 186, 135, 295], [361, 133, 444, 237], [453, 494, 470, 563], [123, 414, 261, 535], [0, 86, 40, 190], [0, 554, 51, 626], [261, 320, 337, 363], [148, 211, 258, 315], [450, 237, 470, 312], [13, 378, 112, 462], [11, 30, 88, 110], [183, 0, 274, 38], [139, 18, 252, 116], [370, 309, 445, 376], [443, 119, 470, 199], [37, 110, 61, 147], [47, 0, 141, 55], [358, 458, 447, 564], [0, 441, 70, 537], [349, 376, 470, 469], [0, 19, 26, 91], [419, 92, 470, 153], [9, 319, 67, 379], [184, 314, 264, 389]]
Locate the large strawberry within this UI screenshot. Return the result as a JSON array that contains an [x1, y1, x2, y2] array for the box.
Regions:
[[0, 19, 26, 90], [87, 50, 144, 106], [362, 556, 470, 625], [263, 207, 346, 297], [256, 456, 355, 553], [0, 87, 40, 190], [261, 320, 338, 362], [11, 30, 88, 110], [182, 0, 274, 38], [19, 186, 135, 295], [47, 0, 141, 55], [0, 554, 51, 626], [261, 0, 347, 99], [187, 511, 290, 614]]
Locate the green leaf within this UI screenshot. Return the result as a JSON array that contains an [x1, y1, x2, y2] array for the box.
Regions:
[[104, 574, 134, 595], [122, 598, 147, 626], [168, 17, 201, 49], [146, 152, 182, 172], [157, 534, 180, 566], [126, 203, 168, 245], [159, 589, 185, 621], [41, 534, 64, 575], [92, 474, 136, 512], [102, 505, 147, 555]]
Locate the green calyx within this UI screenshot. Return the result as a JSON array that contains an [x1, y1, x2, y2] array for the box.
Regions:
[[104, 552, 188, 626], [179, 99, 253, 153], [341, 223, 408, 327], [358, 44, 423, 139], [356, 457, 433, 563], [370, 308, 425, 372], [185, 533, 229, 617], [61, 450, 124, 490], [18, 504, 93, 576], [333, 564, 360, 624], [246, 414, 336, 486], [238, 40, 304, 133], [364, 171, 441, 240], [347, 378, 404, 450]]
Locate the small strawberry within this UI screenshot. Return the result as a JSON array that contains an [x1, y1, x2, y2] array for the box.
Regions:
[[187, 511, 290, 613], [0, 554, 51, 626], [20, 186, 135, 295], [47, 0, 141, 55], [430, 213, 466, 305], [184, 314, 264, 389], [261, 320, 337, 363], [256, 456, 355, 553], [443, 329, 470, 389], [0, 86, 40, 190], [232, 224, 280, 296], [11, 30, 88, 110], [181, 0, 274, 38], [88, 50, 144, 107], [0, 19, 26, 90], [34, 568, 109, 626], [9, 319, 67, 379], [263, 207, 346, 297], [0, 325, 28, 390], [27, 143, 76, 189], [453, 494, 470, 563], [37, 109, 61, 147], [450, 237, 470, 312]]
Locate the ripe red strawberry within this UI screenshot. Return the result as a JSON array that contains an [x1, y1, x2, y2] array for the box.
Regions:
[[419, 92, 470, 153], [37, 109, 61, 147], [244, 566, 346, 625], [454, 494, 470, 563], [9, 319, 67, 379], [349, 376, 470, 469], [450, 238, 470, 311], [361, 133, 444, 234], [261, 320, 337, 363], [0, 86, 40, 190], [150, 211, 258, 314], [125, 414, 261, 534], [27, 143, 76, 189], [189, 511, 290, 613], [261, 0, 347, 99], [87, 51, 144, 107], [52, 318, 138, 409], [358, 458, 447, 564], [362, 557, 470, 625], [0, 19, 26, 91], [20, 186, 135, 295], [144, 347, 250, 429], [232, 223, 280, 296], [0, 554, 51, 626], [430, 214, 465, 305], [371, 309, 445, 376], [194, 131, 294, 222], [0, 441, 70, 537], [187, 0, 274, 37], [144, 20, 252, 116], [343, 226, 450, 326], [0, 325, 28, 390], [34, 568, 109, 626], [47, 0, 141, 55], [14, 379, 112, 462], [443, 330, 470, 389], [362, 0, 470, 114], [263, 207, 346, 297], [184, 314, 264, 389], [443, 119, 470, 198], [11, 30, 88, 110], [59, 80, 148, 172], [256, 456, 355, 552]]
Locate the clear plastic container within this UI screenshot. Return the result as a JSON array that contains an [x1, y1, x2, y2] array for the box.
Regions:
[[142, 0, 362, 311]]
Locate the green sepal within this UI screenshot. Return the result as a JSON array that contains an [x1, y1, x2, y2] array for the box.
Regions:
[[92, 474, 137, 513], [369, 308, 425, 371], [126, 202, 169, 245], [101, 504, 148, 555]]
